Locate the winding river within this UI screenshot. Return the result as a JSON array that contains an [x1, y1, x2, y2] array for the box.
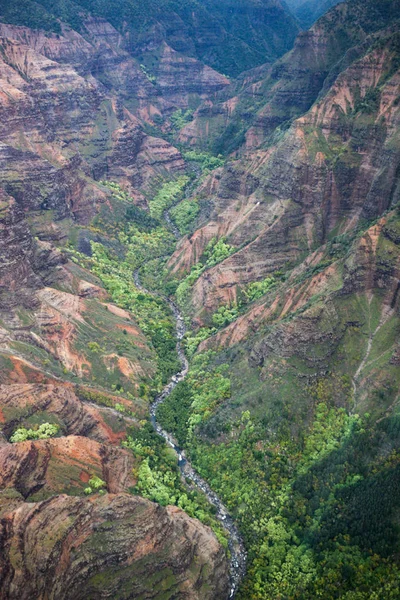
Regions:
[[133, 256, 247, 598]]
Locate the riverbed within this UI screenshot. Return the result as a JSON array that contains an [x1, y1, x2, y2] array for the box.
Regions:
[[133, 266, 247, 598]]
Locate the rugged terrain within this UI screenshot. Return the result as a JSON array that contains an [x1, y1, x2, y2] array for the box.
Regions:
[[0, 0, 400, 598], [0, 492, 228, 600], [285, 0, 343, 27]]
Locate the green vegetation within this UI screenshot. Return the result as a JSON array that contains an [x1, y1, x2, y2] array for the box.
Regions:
[[212, 304, 239, 327], [184, 327, 216, 357], [148, 177, 190, 219], [182, 150, 225, 172], [157, 352, 231, 442], [183, 301, 241, 358], [244, 276, 276, 302], [203, 237, 236, 266], [170, 109, 193, 131], [169, 198, 200, 234], [101, 180, 164, 231], [158, 346, 400, 599], [121, 226, 175, 270], [125, 205, 160, 231], [84, 476, 107, 495], [353, 86, 381, 115], [99, 180, 131, 201], [10, 423, 59, 442], [122, 422, 228, 548]]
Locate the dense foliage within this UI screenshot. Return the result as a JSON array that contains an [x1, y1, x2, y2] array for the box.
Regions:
[[182, 150, 225, 172], [84, 476, 107, 495], [169, 199, 200, 234], [122, 421, 228, 547], [157, 352, 400, 599], [244, 276, 276, 302], [148, 177, 189, 220], [10, 423, 59, 442]]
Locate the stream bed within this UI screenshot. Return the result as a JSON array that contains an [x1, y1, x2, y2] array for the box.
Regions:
[[133, 266, 247, 597]]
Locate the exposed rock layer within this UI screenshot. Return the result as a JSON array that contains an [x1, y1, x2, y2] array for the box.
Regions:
[[0, 493, 229, 600]]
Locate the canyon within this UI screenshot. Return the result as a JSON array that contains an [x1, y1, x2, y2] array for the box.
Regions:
[[0, 0, 399, 598]]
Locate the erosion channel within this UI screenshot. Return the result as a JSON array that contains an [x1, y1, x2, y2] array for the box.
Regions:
[[133, 209, 247, 597]]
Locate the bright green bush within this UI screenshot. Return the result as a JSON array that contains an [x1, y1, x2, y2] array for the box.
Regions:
[[10, 423, 59, 443], [148, 177, 190, 219], [185, 327, 216, 357], [204, 237, 235, 268], [211, 304, 239, 327], [170, 199, 200, 233], [244, 276, 276, 302], [182, 151, 225, 171], [88, 476, 107, 490]]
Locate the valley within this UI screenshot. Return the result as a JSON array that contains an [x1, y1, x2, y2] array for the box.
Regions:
[[0, 0, 399, 598]]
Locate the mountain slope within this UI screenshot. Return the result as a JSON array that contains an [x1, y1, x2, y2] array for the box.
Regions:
[[180, 0, 400, 152], [0, 0, 299, 77], [0, 4, 237, 596], [170, 27, 400, 317], [154, 4, 400, 597], [0, 0, 399, 598], [285, 0, 343, 27]]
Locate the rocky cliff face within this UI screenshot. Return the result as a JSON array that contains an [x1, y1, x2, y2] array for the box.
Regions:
[[170, 27, 400, 319], [180, 0, 400, 152], [1, 0, 400, 598], [0, 493, 229, 600], [0, 384, 144, 444], [0, 434, 136, 499], [0, 23, 189, 213], [0, 0, 299, 78]]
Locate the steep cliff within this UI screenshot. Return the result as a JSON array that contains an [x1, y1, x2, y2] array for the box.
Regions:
[[0, 0, 299, 77], [1, 0, 400, 598], [0, 493, 229, 600], [170, 27, 400, 319], [180, 0, 400, 152]]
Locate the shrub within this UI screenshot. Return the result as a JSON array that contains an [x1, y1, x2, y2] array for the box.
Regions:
[[88, 476, 107, 490], [10, 423, 59, 443]]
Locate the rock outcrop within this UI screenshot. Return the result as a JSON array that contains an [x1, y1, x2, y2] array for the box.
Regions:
[[0, 435, 136, 499], [0, 384, 143, 444], [170, 27, 400, 318], [0, 493, 229, 600]]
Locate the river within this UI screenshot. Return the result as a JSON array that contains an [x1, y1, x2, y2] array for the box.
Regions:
[[133, 261, 247, 598]]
